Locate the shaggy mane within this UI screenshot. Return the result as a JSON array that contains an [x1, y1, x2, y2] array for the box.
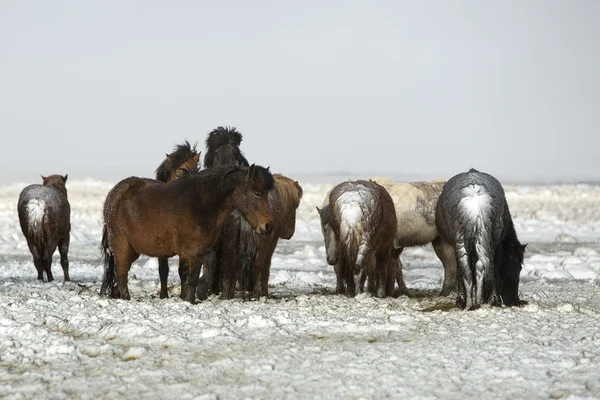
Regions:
[[155, 140, 199, 182]]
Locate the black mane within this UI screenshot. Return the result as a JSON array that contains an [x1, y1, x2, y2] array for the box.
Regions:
[[203, 126, 249, 168], [155, 140, 199, 182]]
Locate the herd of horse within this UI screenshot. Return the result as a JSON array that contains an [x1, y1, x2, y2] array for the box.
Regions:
[[16, 127, 525, 310]]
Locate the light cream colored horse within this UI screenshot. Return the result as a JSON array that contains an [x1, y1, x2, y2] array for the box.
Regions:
[[371, 177, 456, 296]]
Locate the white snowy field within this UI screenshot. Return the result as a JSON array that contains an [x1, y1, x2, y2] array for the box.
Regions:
[[1, 179, 600, 399]]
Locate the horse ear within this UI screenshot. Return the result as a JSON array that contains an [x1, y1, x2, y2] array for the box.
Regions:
[[41, 175, 47, 183], [247, 164, 256, 179], [62, 174, 68, 183], [316, 206, 322, 216], [194, 153, 200, 163]]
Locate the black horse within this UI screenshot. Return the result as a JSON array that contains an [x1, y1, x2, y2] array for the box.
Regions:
[[201, 127, 251, 297], [435, 169, 525, 310]]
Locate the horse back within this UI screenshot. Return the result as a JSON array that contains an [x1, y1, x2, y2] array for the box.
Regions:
[[372, 178, 444, 246], [18, 184, 70, 239]]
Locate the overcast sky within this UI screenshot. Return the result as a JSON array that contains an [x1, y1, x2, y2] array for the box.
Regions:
[[1, 1, 598, 184]]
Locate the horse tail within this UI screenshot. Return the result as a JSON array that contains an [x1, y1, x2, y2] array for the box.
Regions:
[[458, 183, 495, 305], [100, 224, 116, 297], [339, 214, 369, 295], [22, 199, 48, 258]]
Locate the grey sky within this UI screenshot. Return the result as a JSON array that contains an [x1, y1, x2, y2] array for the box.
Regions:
[[1, 0, 598, 184]]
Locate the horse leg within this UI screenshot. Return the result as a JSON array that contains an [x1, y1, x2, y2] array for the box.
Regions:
[[196, 249, 216, 301], [43, 249, 54, 283], [182, 252, 205, 305], [433, 237, 457, 296], [259, 257, 272, 298], [455, 241, 474, 310], [393, 248, 409, 296], [334, 263, 345, 294], [251, 257, 261, 300], [114, 244, 138, 300], [28, 244, 44, 281], [58, 235, 70, 282], [374, 251, 392, 298], [178, 258, 188, 299], [158, 257, 169, 299]]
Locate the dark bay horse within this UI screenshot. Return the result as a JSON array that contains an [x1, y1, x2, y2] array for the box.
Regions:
[[435, 169, 526, 310], [154, 141, 201, 298], [17, 174, 71, 282], [220, 173, 303, 299], [100, 164, 275, 304], [317, 180, 397, 298]]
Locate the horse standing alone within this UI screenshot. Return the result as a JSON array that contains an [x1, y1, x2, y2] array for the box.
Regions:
[[17, 174, 71, 282], [318, 180, 397, 297], [435, 169, 525, 310], [100, 164, 275, 304], [154, 140, 201, 299]]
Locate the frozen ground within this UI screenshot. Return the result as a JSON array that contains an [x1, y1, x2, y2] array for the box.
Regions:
[[1, 179, 600, 399]]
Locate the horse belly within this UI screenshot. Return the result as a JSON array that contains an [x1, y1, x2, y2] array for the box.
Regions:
[[396, 218, 438, 247]]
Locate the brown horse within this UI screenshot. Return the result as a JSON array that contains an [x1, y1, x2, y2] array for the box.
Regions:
[[100, 164, 275, 304], [154, 141, 201, 298], [317, 180, 397, 297], [17, 174, 71, 282], [220, 174, 303, 299]]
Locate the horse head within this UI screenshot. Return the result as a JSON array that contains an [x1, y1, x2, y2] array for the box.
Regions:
[[233, 164, 275, 235], [42, 174, 68, 194], [156, 141, 200, 183], [204, 126, 249, 168], [317, 205, 338, 265], [499, 241, 526, 306]]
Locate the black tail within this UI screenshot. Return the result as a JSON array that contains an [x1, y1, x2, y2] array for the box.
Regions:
[[100, 225, 116, 296]]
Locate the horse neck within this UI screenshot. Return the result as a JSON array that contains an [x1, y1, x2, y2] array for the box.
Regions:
[[46, 183, 68, 198], [192, 168, 245, 211]]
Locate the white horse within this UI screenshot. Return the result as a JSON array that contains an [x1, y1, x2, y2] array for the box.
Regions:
[[370, 177, 456, 296]]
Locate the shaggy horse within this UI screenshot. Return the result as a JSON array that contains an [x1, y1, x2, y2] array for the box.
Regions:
[[371, 177, 455, 296], [204, 126, 249, 168], [100, 164, 275, 304], [317, 180, 397, 298], [435, 169, 525, 310], [219, 174, 303, 299], [154, 141, 201, 299], [202, 126, 251, 295], [17, 174, 71, 282]]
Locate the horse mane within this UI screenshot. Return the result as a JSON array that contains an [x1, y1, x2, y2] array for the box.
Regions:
[[155, 140, 199, 182], [190, 163, 274, 193], [273, 174, 303, 213], [203, 126, 248, 168]]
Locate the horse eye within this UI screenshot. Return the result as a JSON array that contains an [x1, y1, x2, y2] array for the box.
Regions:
[[254, 191, 262, 197]]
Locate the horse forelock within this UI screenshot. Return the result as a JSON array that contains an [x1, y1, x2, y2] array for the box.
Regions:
[[250, 166, 274, 192]]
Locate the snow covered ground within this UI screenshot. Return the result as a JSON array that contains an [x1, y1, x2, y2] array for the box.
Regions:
[[1, 179, 600, 399]]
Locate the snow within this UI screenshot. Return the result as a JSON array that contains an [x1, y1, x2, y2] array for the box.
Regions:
[[1, 179, 600, 399]]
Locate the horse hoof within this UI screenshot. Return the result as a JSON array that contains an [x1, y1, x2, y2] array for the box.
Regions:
[[456, 295, 467, 309], [159, 292, 169, 299]]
